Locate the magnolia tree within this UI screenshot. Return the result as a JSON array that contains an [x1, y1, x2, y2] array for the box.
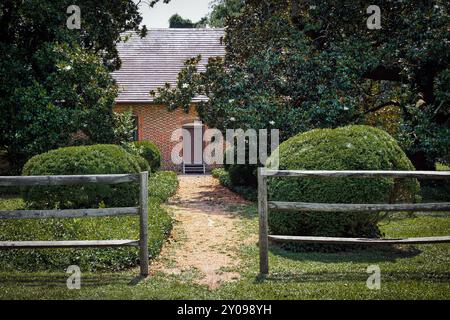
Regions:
[[0, 0, 144, 171], [151, 0, 449, 170]]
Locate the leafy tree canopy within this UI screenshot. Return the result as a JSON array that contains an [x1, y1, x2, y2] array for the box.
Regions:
[[152, 0, 449, 169], [169, 13, 207, 28], [208, 0, 245, 27], [165, 1, 244, 28], [0, 0, 144, 171]]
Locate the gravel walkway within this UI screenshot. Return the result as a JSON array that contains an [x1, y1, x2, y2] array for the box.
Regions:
[[152, 174, 250, 289]]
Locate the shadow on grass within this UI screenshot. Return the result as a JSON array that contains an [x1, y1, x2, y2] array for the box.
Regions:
[[268, 243, 422, 264], [0, 273, 141, 287], [254, 269, 450, 284]]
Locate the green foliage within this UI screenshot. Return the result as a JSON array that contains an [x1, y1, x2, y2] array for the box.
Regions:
[[166, 0, 244, 28], [113, 109, 137, 145], [222, 145, 258, 187], [211, 168, 232, 187], [22, 145, 141, 209], [152, 0, 449, 170], [148, 171, 179, 203], [211, 168, 225, 179], [169, 14, 207, 28], [151, 55, 203, 113], [224, 163, 257, 187], [0, 0, 144, 171], [1, 43, 120, 172], [420, 162, 450, 202], [133, 155, 151, 172], [266, 125, 420, 250], [0, 170, 178, 272], [130, 141, 162, 172], [208, 0, 245, 27], [211, 168, 257, 201]]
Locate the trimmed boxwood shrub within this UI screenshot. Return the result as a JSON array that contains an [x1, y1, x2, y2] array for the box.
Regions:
[[212, 168, 257, 201], [0, 171, 178, 272], [266, 125, 420, 249], [148, 171, 179, 203], [22, 144, 141, 209], [131, 141, 161, 172], [223, 145, 258, 187], [0, 172, 178, 272], [133, 154, 151, 172], [224, 163, 258, 187]]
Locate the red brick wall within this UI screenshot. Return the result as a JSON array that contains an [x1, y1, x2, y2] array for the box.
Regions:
[[115, 104, 201, 171]]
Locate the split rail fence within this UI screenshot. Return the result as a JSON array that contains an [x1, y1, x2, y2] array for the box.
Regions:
[[258, 168, 450, 274], [0, 172, 149, 277]]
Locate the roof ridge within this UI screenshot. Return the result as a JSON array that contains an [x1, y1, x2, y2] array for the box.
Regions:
[[121, 28, 225, 34], [147, 28, 225, 30]]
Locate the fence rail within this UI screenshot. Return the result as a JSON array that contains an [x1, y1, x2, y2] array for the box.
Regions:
[[0, 174, 139, 186], [258, 168, 450, 275], [0, 172, 149, 277]]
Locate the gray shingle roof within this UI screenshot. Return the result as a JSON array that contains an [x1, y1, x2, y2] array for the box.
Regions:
[[112, 28, 226, 103]]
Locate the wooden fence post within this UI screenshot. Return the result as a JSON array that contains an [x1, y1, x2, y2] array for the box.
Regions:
[[258, 168, 269, 274], [139, 171, 149, 277]]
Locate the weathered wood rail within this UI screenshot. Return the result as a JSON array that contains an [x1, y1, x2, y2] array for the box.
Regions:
[[258, 168, 450, 275], [0, 172, 149, 277]]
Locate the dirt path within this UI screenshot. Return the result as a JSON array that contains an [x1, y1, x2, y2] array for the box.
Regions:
[[152, 175, 251, 289]]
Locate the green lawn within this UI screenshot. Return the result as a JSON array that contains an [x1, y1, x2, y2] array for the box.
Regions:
[[0, 197, 448, 300]]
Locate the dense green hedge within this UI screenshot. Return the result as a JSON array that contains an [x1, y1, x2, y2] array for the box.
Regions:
[[133, 154, 151, 172], [212, 168, 232, 187], [0, 171, 178, 272], [131, 141, 161, 172], [22, 145, 141, 209], [148, 171, 179, 203], [211, 168, 257, 201], [266, 125, 420, 249], [223, 146, 258, 187]]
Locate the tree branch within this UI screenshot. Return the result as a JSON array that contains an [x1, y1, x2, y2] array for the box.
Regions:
[[364, 100, 401, 114]]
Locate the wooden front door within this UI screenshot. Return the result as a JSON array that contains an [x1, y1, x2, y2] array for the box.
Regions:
[[183, 122, 204, 165]]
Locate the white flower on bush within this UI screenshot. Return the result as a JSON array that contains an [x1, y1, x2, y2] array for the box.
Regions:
[[229, 99, 235, 104], [343, 106, 349, 111], [182, 83, 189, 89], [229, 117, 236, 122], [63, 65, 72, 71], [346, 143, 353, 148], [269, 121, 275, 125]]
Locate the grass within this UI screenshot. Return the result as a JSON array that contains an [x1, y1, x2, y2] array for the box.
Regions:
[[148, 171, 179, 203], [0, 171, 177, 273], [0, 197, 448, 299]]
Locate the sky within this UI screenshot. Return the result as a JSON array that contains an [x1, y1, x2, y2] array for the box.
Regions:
[[137, 0, 213, 28]]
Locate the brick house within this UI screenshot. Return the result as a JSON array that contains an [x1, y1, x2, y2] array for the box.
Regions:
[[112, 28, 225, 173]]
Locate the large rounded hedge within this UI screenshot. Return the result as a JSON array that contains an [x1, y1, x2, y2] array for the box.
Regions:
[[223, 145, 258, 187], [22, 144, 141, 209], [131, 141, 161, 172], [133, 154, 151, 172], [266, 125, 420, 246]]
